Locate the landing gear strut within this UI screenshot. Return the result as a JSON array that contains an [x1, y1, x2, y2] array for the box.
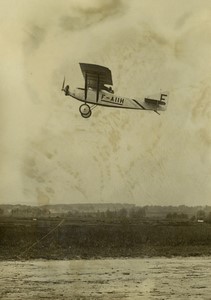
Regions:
[[79, 104, 92, 118]]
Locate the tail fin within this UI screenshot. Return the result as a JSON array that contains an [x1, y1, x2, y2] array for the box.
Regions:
[[144, 92, 169, 113]]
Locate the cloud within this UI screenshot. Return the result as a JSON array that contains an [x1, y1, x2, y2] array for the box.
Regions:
[[60, 0, 126, 32], [23, 25, 47, 53]]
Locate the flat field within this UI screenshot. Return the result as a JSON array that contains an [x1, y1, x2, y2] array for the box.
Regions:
[[1, 258, 211, 299], [0, 217, 211, 260]]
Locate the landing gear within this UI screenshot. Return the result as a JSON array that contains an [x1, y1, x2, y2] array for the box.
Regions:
[[79, 104, 92, 118]]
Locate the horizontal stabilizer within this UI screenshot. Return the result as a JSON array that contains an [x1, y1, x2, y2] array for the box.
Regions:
[[144, 92, 169, 111], [145, 98, 166, 105]]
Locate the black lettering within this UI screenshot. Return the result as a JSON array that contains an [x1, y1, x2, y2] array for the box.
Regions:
[[101, 94, 105, 100], [160, 93, 167, 101], [119, 98, 124, 104], [110, 96, 114, 102]]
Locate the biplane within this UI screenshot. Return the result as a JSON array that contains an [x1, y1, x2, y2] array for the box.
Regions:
[[61, 63, 169, 118]]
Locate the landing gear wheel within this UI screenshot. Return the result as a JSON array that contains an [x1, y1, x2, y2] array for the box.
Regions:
[[79, 104, 92, 118], [81, 110, 92, 118]]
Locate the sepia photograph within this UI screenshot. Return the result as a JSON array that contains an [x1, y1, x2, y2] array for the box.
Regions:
[[0, 0, 211, 299]]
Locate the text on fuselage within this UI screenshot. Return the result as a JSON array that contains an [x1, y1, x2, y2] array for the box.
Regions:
[[101, 94, 124, 105]]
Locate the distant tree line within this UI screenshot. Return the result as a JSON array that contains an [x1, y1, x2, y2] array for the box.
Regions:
[[10, 207, 50, 218], [166, 209, 211, 223], [65, 207, 146, 222], [166, 212, 189, 221], [1, 205, 211, 224]]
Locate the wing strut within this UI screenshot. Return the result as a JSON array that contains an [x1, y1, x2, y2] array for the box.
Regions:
[[85, 72, 88, 101], [96, 74, 100, 103]]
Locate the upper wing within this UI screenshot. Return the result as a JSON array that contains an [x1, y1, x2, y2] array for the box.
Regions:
[[79, 63, 113, 90]]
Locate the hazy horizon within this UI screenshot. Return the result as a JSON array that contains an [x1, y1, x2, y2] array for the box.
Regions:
[[0, 202, 210, 208], [0, 0, 211, 206]]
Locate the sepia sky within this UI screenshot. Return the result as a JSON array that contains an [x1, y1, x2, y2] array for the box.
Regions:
[[0, 0, 211, 206]]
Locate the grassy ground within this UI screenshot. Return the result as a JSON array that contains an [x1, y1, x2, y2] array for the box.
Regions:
[[0, 217, 211, 260]]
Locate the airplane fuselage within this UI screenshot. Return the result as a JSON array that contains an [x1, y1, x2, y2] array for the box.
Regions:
[[66, 87, 166, 111], [61, 62, 168, 118]]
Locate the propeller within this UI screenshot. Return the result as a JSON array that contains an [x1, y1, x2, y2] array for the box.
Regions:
[[61, 77, 65, 91]]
